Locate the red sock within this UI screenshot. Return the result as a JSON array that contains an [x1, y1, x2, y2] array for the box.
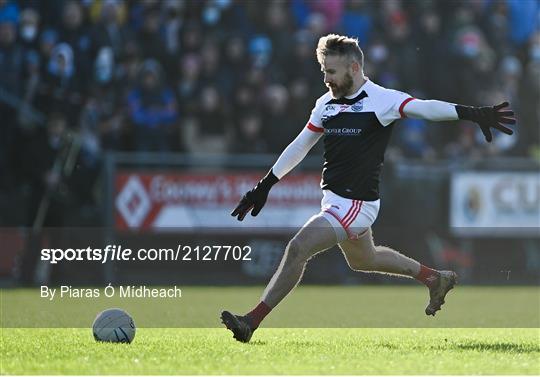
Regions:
[[245, 301, 271, 329], [415, 265, 440, 288]]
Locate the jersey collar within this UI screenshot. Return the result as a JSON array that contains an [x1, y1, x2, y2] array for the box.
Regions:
[[345, 78, 371, 99], [327, 79, 370, 106]]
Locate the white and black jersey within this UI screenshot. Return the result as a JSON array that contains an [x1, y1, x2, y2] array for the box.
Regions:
[[307, 80, 413, 200], [270, 79, 457, 201]]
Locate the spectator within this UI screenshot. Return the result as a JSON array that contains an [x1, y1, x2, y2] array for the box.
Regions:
[[36, 43, 84, 126], [161, 0, 183, 64], [38, 28, 58, 73], [0, 18, 24, 189], [0, 18, 23, 97], [116, 38, 143, 91], [176, 52, 202, 116], [288, 78, 315, 129], [80, 46, 125, 151], [17, 49, 42, 131], [127, 59, 178, 152], [23, 112, 70, 229], [290, 0, 345, 33], [222, 36, 249, 97], [199, 40, 228, 92], [262, 84, 298, 152], [137, 6, 167, 63], [451, 20, 496, 104], [17, 8, 42, 129], [310, 0, 345, 32], [91, 0, 131, 62], [284, 30, 320, 87], [507, 0, 539, 48], [415, 10, 451, 99], [232, 112, 268, 154], [19, 112, 70, 285], [341, 0, 373, 45], [184, 85, 232, 155], [383, 2, 418, 91], [180, 21, 203, 55], [520, 33, 540, 158], [59, 1, 92, 83], [0, 0, 18, 24], [263, 2, 293, 69], [19, 8, 40, 53], [396, 117, 434, 160], [231, 84, 259, 127]]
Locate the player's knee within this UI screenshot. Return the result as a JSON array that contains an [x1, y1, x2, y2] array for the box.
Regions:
[[345, 243, 376, 271], [346, 253, 375, 271]]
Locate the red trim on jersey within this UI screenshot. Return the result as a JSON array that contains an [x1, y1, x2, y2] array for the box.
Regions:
[[399, 97, 416, 118], [306, 122, 324, 133]]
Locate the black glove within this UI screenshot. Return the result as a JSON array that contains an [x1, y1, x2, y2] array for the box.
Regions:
[[455, 102, 515, 142], [231, 170, 279, 221]]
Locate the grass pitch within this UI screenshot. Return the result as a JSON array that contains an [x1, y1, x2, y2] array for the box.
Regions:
[[2, 286, 539, 375], [2, 328, 539, 374]]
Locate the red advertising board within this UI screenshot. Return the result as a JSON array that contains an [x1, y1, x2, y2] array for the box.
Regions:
[[115, 172, 322, 231]]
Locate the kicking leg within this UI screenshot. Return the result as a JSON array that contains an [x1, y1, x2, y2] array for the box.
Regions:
[[339, 228, 457, 316], [221, 214, 338, 342], [261, 214, 338, 308], [339, 228, 422, 276]]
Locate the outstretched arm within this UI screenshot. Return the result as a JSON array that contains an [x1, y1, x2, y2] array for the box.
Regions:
[[231, 126, 322, 221], [402, 99, 515, 142], [272, 126, 323, 178]]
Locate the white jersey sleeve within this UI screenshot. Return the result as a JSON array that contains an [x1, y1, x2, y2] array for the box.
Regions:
[[375, 88, 414, 127], [307, 92, 331, 131], [271, 93, 328, 179], [402, 99, 459, 121], [272, 125, 322, 179]]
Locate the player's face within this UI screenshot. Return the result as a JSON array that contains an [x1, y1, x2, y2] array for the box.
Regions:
[[321, 55, 354, 99]]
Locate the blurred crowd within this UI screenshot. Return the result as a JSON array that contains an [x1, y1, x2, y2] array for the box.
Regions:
[[0, 0, 539, 226]]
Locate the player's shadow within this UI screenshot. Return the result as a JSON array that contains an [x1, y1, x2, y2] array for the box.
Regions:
[[454, 342, 539, 353], [248, 340, 268, 346], [277, 340, 319, 347], [374, 341, 539, 353], [375, 342, 399, 350]]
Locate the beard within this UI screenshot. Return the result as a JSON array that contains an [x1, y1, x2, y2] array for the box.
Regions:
[[328, 73, 354, 98]]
